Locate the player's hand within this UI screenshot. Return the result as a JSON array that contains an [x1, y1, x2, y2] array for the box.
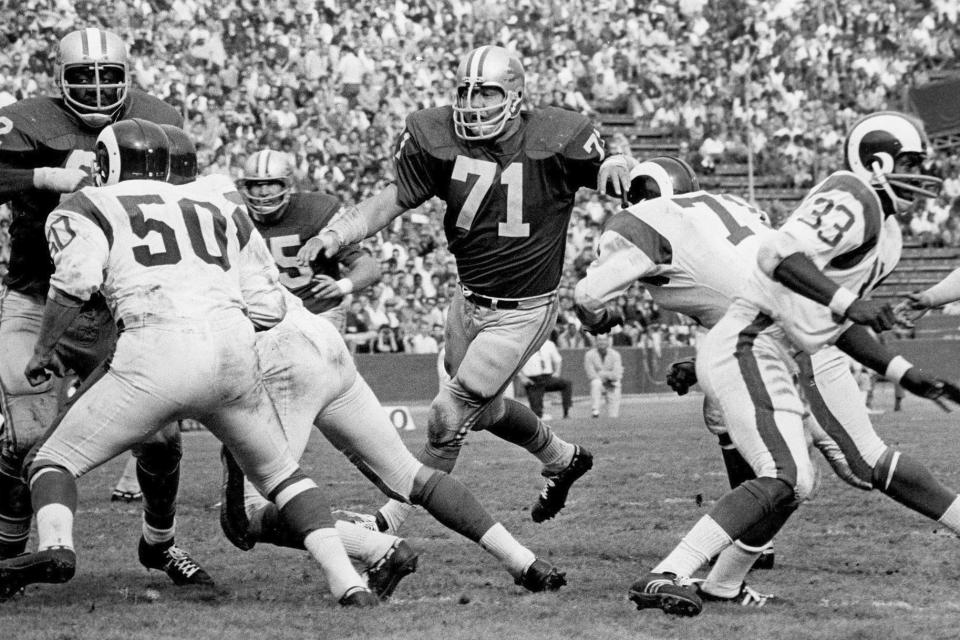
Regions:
[[666, 359, 698, 396], [309, 274, 343, 301], [893, 291, 933, 328], [900, 367, 960, 410], [33, 167, 89, 193], [296, 232, 339, 266], [811, 436, 872, 491], [597, 155, 635, 208], [24, 352, 67, 387], [844, 299, 895, 332], [575, 303, 624, 335]]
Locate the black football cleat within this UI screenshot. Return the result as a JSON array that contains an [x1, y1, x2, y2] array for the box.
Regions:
[[515, 559, 567, 593], [219, 446, 256, 551], [110, 489, 142, 503], [339, 586, 379, 607], [628, 572, 702, 617], [531, 446, 593, 523], [365, 539, 419, 600], [138, 537, 214, 586], [0, 547, 76, 601]]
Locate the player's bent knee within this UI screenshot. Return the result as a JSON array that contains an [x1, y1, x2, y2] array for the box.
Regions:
[[743, 476, 798, 512], [134, 435, 183, 474], [0, 470, 32, 517]]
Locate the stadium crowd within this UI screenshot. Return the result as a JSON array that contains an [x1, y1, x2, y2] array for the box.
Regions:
[[1, 0, 959, 351]]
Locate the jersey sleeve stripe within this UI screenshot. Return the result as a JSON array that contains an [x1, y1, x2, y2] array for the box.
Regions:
[[56, 190, 114, 248], [232, 207, 254, 249], [603, 212, 673, 266]]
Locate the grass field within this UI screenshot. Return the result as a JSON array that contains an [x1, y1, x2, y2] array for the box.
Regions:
[[5, 385, 960, 640]]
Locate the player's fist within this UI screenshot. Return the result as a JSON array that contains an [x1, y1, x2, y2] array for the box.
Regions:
[[575, 303, 623, 335], [844, 299, 895, 332], [33, 167, 89, 193], [297, 231, 339, 266], [309, 274, 344, 301], [24, 351, 67, 387], [900, 367, 960, 409], [597, 154, 636, 208], [666, 359, 697, 396]]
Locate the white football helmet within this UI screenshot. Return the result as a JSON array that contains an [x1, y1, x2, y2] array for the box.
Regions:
[[238, 150, 295, 223], [843, 111, 943, 215], [452, 45, 525, 141], [55, 28, 129, 129]]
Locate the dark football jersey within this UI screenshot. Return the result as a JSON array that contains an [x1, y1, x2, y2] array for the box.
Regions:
[[0, 91, 183, 296], [253, 191, 364, 314], [394, 106, 605, 298]]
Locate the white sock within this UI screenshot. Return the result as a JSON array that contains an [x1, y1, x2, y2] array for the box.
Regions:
[[652, 515, 732, 579], [701, 540, 764, 597], [478, 522, 537, 578], [938, 496, 960, 534], [335, 520, 397, 567], [537, 432, 575, 474], [303, 527, 367, 599], [142, 517, 175, 546], [378, 499, 415, 535], [36, 504, 74, 551]]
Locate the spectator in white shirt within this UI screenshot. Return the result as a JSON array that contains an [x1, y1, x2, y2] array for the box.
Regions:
[[584, 334, 623, 418], [517, 335, 572, 420]]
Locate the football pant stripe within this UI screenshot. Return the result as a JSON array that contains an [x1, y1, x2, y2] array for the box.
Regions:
[[734, 312, 798, 486]]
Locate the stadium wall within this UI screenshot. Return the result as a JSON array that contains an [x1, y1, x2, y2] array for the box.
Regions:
[[356, 340, 960, 403]]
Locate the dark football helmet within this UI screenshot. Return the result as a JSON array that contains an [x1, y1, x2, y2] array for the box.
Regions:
[[160, 124, 198, 185], [843, 111, 943, 215], [55, 28, 129, 129], [452, 45, 525, 141], [95, 118, 169, 185], [626, 156, 700, 204], [238, 150, 295, 223]]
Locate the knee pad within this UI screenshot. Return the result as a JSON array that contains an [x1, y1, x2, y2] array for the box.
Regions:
[[427, 401, 466, 450], [743, 476, 799, 513]]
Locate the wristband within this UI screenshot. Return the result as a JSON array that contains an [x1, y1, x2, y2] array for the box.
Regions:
[[828, 287, 857, 317], [335, 278, 353, 295], [884, 355, 913, 385]]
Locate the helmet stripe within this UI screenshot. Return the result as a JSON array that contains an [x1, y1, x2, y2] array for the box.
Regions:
[[99, 29, 108, 58], [472, 45, 491, 80], [258, 151, 270, 176], [80, 28, 89, 57], [86, 28, 103, 58]]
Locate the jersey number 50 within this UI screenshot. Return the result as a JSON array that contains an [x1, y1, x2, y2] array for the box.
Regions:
[[118, 195, 235, 270], [451, 156, 529, 238]]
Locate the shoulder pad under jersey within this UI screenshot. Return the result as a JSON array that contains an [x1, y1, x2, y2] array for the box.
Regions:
[[523, 107, 592, 157], [286, 192, 340, 227], [404, 106, 459, 159], [123, 90, 184, 127], [0, 97, 89, 154], [806, 170, 883, 221]]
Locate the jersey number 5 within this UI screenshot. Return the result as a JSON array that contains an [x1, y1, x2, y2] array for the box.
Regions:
[[451, 156, 529, 238], [119, 195, 234, 270]]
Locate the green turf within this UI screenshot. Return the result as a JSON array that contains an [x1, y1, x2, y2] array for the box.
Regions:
[[6, 385, 960, 640]]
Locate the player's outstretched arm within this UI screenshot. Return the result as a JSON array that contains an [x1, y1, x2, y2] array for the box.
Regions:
[[835, 324, 960, 408], [297, 185, 407, 265], [766, 251, 895, 332], [895, 266, 960, 327]]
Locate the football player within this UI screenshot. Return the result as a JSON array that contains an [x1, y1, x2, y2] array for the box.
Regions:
[[0, 28, 206, 585], [298, 45, 635, 533], [0, 120, 378, 607], [629, 112, 960, 616], [238, 150, 380, 331]]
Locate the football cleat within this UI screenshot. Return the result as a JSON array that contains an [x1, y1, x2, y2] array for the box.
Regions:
[[696, 581, 774, 607], [219, 446, 256, 551], [338, 586, 380, 607], [138, 538, 214, 586], [753, 549, 775, 571], [364, 539, 419, 600], [531, 446, 593, 523], [333, 509, 383, 533], [628, 572, 703, 617], [515, 559, 567, 593], [0, 547, 76, 601], [110, 489, 142, 503]]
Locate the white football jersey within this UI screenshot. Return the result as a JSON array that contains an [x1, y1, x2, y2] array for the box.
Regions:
[[46, 174, 285, 324], [741, 171, 902, 352], [576, 191, 772, 328]]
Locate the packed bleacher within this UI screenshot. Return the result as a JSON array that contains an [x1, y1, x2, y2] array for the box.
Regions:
[[1, 0, 959, 351]]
